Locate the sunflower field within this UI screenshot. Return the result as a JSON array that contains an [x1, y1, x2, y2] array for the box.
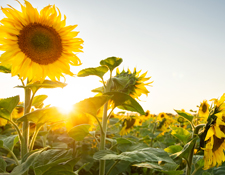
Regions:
[[1, 1, 225, 175]]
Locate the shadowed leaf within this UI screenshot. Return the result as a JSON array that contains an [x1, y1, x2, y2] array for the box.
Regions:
[[77, 66, 108, 79], [68, 124, 91, 141], [0, 96, 19, 120], [100, 57, 123, 72]]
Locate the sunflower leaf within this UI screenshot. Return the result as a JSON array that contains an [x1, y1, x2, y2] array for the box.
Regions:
[[17, 107, 63, 125], [0, 135, 19, 151], [77, 66, 108, 79], [32, 95, 48, 108], [74, 95, 111, 117], [105, 92, 145, 115], [174, 110, 194, 124], [171, 127, 191, 144], [100, 57, 123, 72], [0, 158, 7, 173], [68, 124, 91, 141], [0, 96, 19, 120]]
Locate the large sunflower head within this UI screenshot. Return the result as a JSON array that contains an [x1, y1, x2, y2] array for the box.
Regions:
[[0, 1, 83, 82], [112, 67, 153, 100], [203, 112, 225, 169], [198, 100, 210, 118]]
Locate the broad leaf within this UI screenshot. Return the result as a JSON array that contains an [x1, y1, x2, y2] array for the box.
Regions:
[[174, 110, 194, 124], [171, 127, 191, 144], [0, 135, 19, 151], [32, 95, 48, 108], [42, 165, 77, 175], [106, 92, 145, 115], [74, 95, 110, 117], [164, 145, 183, 154], [100, 57, 123, 72], [68, 124, 91, 141], [0, 159, 6, 173], [16, 80, 67, 94], [94, 147, 175, 164], [33, 149, 73, 175], [17, 107, 63, 126], [0, 96, 19, 120], [77, 66, 108, 79]]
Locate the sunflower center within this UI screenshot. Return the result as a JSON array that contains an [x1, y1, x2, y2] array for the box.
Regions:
[[18, 23, 62, 65], [212, 135, 224, 152]]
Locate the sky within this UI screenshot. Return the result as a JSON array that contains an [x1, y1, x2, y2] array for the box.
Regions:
[[1, 0, 225, 115]]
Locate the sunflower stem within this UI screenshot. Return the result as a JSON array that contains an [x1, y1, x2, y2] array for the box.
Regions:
[[21, 83, 31, 158]]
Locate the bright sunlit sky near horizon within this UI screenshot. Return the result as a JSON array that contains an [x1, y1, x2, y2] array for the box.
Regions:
[[1, 0, 225, 115]]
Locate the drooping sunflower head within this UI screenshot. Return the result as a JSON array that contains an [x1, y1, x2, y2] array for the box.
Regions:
[[198, 100, 210, 118], [203, 112, 225, 169], [120, 117, 136, 136], [113, 67, 153, 100], [0, 1, 83, 82]]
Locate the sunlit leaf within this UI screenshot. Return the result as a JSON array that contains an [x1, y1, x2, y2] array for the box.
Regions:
[[32, 95, 48, 108], [16, 80, 67, 93], [17, 107, 63, 126], [0, 65, 11, 73], [106, 92, 145, 115], [171, 127, 191, 144], [74, 95, 110, 117], [100, 57, 123, 72], [164, 145, 183, 154], [77, 66, 108, 79], [68, 124, 91, 141], [0, 96, 19, 120], [94, 147, 175, 164], [174, 110, 194, 124]]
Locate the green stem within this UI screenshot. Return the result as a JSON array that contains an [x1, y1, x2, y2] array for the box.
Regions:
[[106, 160, 120, 175], [99, 102, 108, 175], [21, 84, 31, 158], [2, 147, 20, 165], [186, 124, 205, 175], [29, 125, 42, 151]]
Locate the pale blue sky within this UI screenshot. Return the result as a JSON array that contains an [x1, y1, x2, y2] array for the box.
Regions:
[[1, 0, 225, 114]]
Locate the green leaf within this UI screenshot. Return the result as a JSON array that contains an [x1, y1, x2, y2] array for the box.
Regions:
[[77, 66, 108, 79], [32, 95, 48, 108], [100, 57, 123, 72], [16, 80, 67, 93], [171, 127, 191, 144], [42, 165, 77, 175], [0, 65, 11, 73], [10, 148, 44, 175], [68, 124, 91, 141], [17, 107, 63, 126], [172, 136, 198, 160], [0, 135, 19, 151], [164, 145, 183, 154], [33, 149, 73, 175], [74, 95, 110, 117], [94, 147, 175, 164], [106, 92, 145, 115], [174, 110, 194, 124], [0, 96, 19, 120], [0, 159, 7, 173]]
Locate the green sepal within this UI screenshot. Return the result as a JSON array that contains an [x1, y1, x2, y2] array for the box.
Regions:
[[77, 66, 108, 79], [32, 95, 48, 108], [74, 95, 111, 117], [174, 110, 194, 124], [0, 96, 19, 120], [0, 65, 11, 73], [68, 124, 91, 141], [100, 57, 123, 72], [105, 92, 145, 115]]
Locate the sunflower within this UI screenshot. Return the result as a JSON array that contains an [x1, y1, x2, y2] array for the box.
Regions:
[[203, 112, 225, 169], [114, 68, 153, 100], [120, 117, 137, 136], [198, 100, 210, 118], [0, 1, 83, 82]]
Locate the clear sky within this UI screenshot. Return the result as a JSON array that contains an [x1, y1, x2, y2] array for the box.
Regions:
[[1, 0, 225, 114]]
